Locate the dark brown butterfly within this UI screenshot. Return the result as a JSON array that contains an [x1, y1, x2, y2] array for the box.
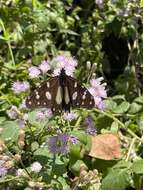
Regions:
[[26, 69, 95, 113]]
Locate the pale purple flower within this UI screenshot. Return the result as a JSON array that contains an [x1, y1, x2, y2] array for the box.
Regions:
[[31, 162, 42, 173], [35, 109, 52, 121], [44, 108, 53, 118], [19, 99, 27, 110], [36, 111, 46, 121], [23, 113, 28, 121], [6, 106, 18, 119], [52, 55, 77, 76], [39, 60, 50, 74], [12, 81, 30, 94], [47, 134, 69, 154], [28, 66, 40, 79], [88, 78, 107, 110], [0, 160, 7, 177], [17, 119, 25, 128], [96, 0, 104, 8], [84, 117, 97, 135], [63, 112, 78, 121], [69, 136, 78, 145], [0, 167, 7, 176]]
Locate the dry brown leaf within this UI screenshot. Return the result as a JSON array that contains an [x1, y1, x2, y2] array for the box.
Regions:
[[89, 133, 121, 160]]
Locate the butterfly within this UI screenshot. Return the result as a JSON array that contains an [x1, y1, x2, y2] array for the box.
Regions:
[[26, 68, 95, 113]]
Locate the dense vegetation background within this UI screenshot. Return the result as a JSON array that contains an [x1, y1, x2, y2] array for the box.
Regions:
[[0, 0, 143, 190]]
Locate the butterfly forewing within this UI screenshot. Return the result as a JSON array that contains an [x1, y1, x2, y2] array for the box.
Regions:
[[66, 76, 95, 108], [26, 77, 62, 112]]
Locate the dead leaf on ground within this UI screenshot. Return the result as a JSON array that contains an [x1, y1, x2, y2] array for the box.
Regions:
[[89, 133, 121, 160]]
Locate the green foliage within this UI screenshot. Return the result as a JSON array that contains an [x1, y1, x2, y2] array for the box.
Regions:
[[0, 0, 143, 189]]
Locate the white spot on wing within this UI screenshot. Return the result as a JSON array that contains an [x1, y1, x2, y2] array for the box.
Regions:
[[65, 87, 70, 104], [74, 82, 77, 88], [47, 82, 50, 88], [46, 91, 51, 100], [36, 94, 40, 99], [82, 101, 84, 105], [29, 101, 31, 105], [72, 91, 77, 100], [44, 102, 46, 105], [56, 86, 62, 104], [37, 102, 40, 105]]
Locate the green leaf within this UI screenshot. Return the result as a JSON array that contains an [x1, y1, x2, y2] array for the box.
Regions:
[[132, 159, 143, 174], [113, 102, 130, 114], [31, 141, 39, 152], [128, 102, 142, 114], [0, 121, 20, 141], [57, 176, 70, 190], [101, 169, 130, 190], [134, 96, 143, 104], [104, 99, 117, 111]]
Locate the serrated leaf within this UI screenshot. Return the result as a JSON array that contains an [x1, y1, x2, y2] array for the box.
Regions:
[[101, 169, 130, 190], [132, 159, 143, 174], [113, 101, 130, 114]]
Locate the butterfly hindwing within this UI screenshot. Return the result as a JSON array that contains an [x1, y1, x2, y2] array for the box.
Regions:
[[66, 76, 95, 108]]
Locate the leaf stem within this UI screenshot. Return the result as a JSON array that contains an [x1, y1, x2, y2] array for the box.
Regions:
[[125, 137, 136, 161]]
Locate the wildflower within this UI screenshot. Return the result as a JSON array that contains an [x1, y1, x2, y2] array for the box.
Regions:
[[84, 117, 97, 135], [63, 111, 78, 121], [47, 134, 70, 154], [16, 168, 25, 176], [17, 119, 25, 128], [69, 136, 78, 145], [35, 108, 52, 121], [88, 78, 107, 110], [28, 66, 40, 79], [12, 81, 30, 94], [0, 160, 7, 177], [95, 0, 104, 8], [0, 167, 7, 176], [52, 55, 77, 76], [22, 113, 28, 121], [31, 162, 42, 173], [39, 60, 50, 73], [6, 106, 18, 119], [19, 99, 27, 110]]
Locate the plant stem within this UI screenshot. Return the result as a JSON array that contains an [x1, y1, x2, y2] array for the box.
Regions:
[[93, 108, 143, 143], [0, 176, 19, 184], [126, 137, 136, 161], [0, 19, 15, 67]]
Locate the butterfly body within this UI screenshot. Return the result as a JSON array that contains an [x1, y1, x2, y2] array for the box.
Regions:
[[26, 69, 95, 113]]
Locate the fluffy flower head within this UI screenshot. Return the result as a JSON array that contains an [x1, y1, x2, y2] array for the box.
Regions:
[[12, 81, 30, 94], [52, 55, 77, 76], [39, 60, 50, 73], [28, 66, 40, 79], [31, 162, 42, 173]]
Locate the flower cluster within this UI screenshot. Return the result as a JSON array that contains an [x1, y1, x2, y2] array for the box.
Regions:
[[12, 81, 30, 94], [88, 77, 107, 110], [28, 60, 50, 79], [52, 55, 77, 76], [63, 111, 78, 121], [47, 133, 78, 154], [0, 160, 7, 177], [35, 108, 52, 121], [84, 117, 97, 135], [6, 106, 18, 119]]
